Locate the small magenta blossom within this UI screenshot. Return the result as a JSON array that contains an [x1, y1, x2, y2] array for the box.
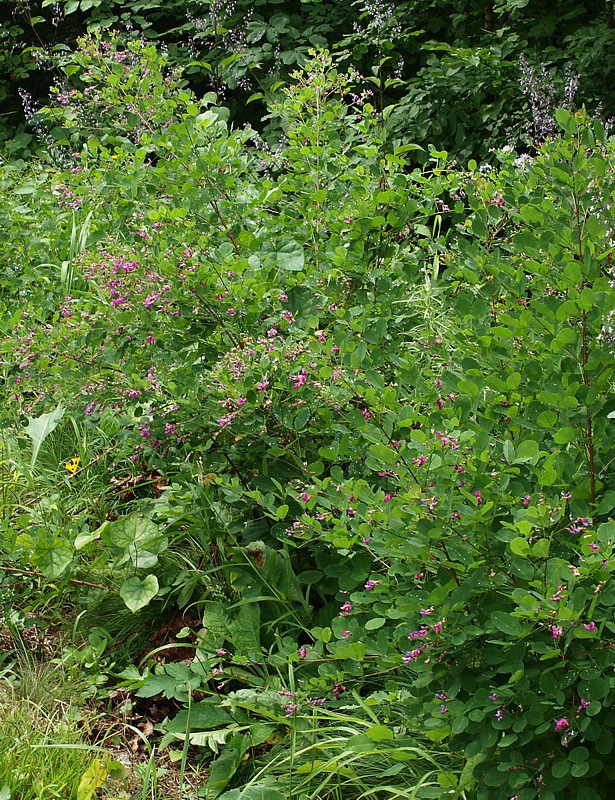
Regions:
[[341, 630, 351, 640], [554, 717, 569, 732], [403, 647, 423, 665], [332, 681, 346, 699], [551, 625, 564, 640], [583, 621, 597, 632], [523, 495, 531, 507], [475, 490, 482, 504], [293, 369, 307, 388], [364, 579, 380, 591], [339, 601, 353, 617], [297, 646, 308, 660]]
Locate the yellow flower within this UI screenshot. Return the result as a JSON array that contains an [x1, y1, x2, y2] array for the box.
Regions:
[[65, 456, 80, 475]]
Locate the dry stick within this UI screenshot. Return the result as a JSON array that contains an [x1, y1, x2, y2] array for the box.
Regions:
[[0, 565, 107, 590]]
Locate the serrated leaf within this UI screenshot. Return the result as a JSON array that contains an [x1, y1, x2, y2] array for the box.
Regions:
[[24, 402, 65, 467], [120, 574, 159, 612]]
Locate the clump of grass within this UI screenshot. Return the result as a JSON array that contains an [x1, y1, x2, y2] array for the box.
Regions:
[[0, 660, 96, 800]]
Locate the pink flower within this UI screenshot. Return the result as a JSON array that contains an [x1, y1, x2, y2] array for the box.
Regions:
[[523, 495, 531, 507], [256, 379, 269, 390], [403, 648, 423, 665], [331, 345, 339, 355], [475, 490, 482, 504], [339, 601, 353, 617], [332, 681, 346, 699], [554, 717, 569, 732], [364, 580, 380, 591], [293, 369, 307, 388], [297, 646, 308, 660], [583, 622, 597, 632], [341, 630, 351, 640], [551, 625, 563, 640]]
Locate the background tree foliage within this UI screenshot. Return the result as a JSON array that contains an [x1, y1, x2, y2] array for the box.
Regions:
[[2, 0, 615, 160]]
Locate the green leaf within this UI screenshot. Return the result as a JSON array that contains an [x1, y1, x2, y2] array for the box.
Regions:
[[24, 402, 65, 467], [207, 736, 249, 798], [34, 535, 73, 579], [267, 238, 304, 271], [364, 617, 386, 630], [120, 574, 159, 612], [102, 514, 165, 568], [220, 787, 286, 800], [514, 440, 540, 464], [509, 537, 530, 557], [491, 611, 522, 637], [554, 427, 577, 444], [366, 725, 394, 742]]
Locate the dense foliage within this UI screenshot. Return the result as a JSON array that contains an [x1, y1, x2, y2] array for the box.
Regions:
[[2, 22, 615, 800], [2, 0, 615, 161]]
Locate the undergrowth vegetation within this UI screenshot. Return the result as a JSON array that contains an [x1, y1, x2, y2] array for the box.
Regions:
[[2, 32, 615, 800]]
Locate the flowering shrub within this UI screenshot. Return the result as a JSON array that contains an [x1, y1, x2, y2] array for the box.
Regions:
[[3, 37, 615, 799]]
